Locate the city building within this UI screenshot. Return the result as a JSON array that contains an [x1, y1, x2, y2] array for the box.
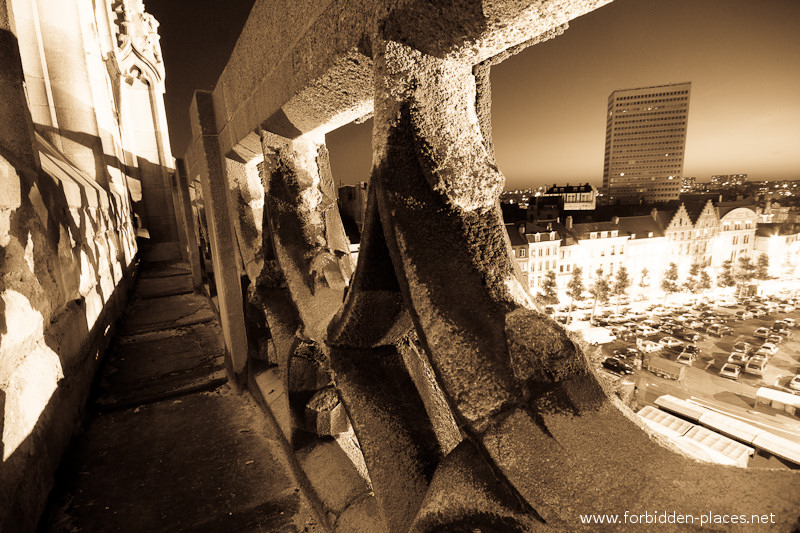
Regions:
[[502, 197, 791, 302], [711, 174, 748, 188], [338, 181, 368, 235], [715, 204, 759, 265], [504, 222, 561, 294], [543, 182, 596, 210], [602, 82, 691, 204], [526, 194, 562, 221], [556, 217, 629, 289], [681, 176, 697, 192], [755, 223, 800, 278], [614, 212, 668, 289], [523, 223, 561, 293], [506, 223, 531, 285]]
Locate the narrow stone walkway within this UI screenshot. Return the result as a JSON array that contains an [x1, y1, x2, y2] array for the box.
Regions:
[[40, 261, 324, 533]]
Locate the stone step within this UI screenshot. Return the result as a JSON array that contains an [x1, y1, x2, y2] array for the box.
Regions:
[[120, 293, 215, 335], [138, 260, 192, 279], [96, 322, 227, 410], [133, 273, 194, 299]]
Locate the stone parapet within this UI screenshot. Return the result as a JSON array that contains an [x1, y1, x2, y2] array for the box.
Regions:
[[184, 0, 800, 530]]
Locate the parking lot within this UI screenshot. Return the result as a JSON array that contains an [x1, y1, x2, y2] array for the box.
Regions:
[[565, 293, 800, 414]]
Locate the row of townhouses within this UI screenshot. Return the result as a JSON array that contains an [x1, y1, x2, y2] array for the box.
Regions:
[[506, 198, 800, 297]]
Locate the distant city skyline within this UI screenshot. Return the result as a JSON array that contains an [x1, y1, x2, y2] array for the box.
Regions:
[[327, 0, 800, 190]]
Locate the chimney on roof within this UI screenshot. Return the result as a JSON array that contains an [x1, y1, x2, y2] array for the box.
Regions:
[[518, 224, 525, 236], [612, 216, 619, 224], [651, 208, 658, 221], [566, 215, 573, 229], [547, 222, 553, 230]]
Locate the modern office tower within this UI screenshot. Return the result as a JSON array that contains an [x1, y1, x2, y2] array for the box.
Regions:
[[602, 82, 691, 204]]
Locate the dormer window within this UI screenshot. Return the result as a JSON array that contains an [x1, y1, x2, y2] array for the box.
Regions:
[[590, 232, 597, 239], [630, 233, 636, 239], [601, 231, 608, 238], [611, 230, 618, 237], [648, 231, 654, 238]]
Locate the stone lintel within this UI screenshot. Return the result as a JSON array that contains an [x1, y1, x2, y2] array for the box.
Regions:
[[207, 0, 608, 161]]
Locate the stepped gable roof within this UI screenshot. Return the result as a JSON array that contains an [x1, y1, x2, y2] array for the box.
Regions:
[[683, 201, 709, 224], [504, 223, 527, 247], [615, 215, 665, 239]]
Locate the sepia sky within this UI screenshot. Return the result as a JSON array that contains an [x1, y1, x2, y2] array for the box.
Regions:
[[149, 0, 800, 191]]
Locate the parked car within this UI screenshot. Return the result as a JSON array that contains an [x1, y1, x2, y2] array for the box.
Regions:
[[658, 336, 683, 350], [778, 304, 795, 313], [754, 327, 771, 339], [734, 310, 754, 321], [680, 331, 702, 343], [707, 324, 733, 337], [771, 324, 791, 338], [613, 347, 643, 360], [748, 307, 767, 317], [676, 348, 697, 365], [727, 352, 750, 366], [732, 341, 753, 354], [636, 325, 658, 337], [638, 339, 661, 353], [744, 356, 769, 376], [789, 374, 800, 392], [602, 357, 634, 375], [607, 314, 626, 324], [766, 334, 784, 345], [783, 318, 797, 328], [682, 344, 700, 356], [719, 363, 742, 380], [685, 319, 705, 329], [757, 342, 779, 357]]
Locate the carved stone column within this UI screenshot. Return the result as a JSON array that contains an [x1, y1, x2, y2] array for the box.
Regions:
[[260, 133, 353, 342], [367, 15, 800, 531]]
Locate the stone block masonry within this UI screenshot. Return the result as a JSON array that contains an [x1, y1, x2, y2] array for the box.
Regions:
[[1, 0, 183, 529]]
